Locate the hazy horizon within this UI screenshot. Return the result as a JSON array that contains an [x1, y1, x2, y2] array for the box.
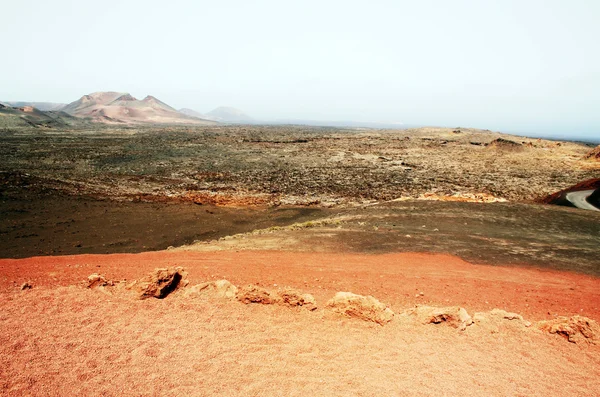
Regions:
[[1, 0, 598, 141]]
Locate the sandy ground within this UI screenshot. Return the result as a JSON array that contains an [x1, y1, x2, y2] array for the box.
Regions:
[[1, 250, 599, 396]]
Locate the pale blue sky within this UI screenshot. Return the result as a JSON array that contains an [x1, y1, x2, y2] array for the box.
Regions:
[[1, 0, 599, 140]]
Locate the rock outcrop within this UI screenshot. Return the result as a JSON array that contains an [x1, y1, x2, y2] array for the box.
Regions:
[[536, 316, 600, 344], [134, 267, 185, 299], [407, 305, 473, 330], [472, 309, 532, 332], [186, 279, 238, 299], [87, 273, 114, 289], [326, 292, 394, 325], [277, 288, 317, 311], [236, 285, 280, 305]]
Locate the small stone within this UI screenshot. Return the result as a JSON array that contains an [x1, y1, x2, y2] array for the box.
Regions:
[[87, 274, 113, 289]]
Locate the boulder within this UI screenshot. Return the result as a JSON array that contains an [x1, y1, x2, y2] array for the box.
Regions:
[[536, 316, 600, 344], [186, 279, 238, 299], [408, 305, 473, 330], [134, 267, 184, 300], [236, 285, 280, 305], [277, 288, 317, 311], [326, 292, 394, 325]]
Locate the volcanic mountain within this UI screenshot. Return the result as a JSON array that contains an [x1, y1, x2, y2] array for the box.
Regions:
[[205, 106, 254, 123], [5, 101, 67, 111], [179, 106, 254, 123], [179, 108, 206, 119], [62, 92, 216, 125], [0, 103, 85, 128]]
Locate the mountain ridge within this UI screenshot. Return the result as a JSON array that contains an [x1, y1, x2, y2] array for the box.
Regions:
[[62, 92, 215, 125]]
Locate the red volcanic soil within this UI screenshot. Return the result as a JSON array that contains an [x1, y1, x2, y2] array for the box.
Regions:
[[1, 251, 599, 396], [1, 250, 599, 321], [540, 177, 600, 204]]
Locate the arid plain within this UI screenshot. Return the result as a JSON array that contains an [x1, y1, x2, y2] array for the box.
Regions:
[[1, 124, 600, 396]]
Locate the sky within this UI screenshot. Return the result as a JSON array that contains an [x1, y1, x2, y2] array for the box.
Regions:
[[1, 0, 599, 140]]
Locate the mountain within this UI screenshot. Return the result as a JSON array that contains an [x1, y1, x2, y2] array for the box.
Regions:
[[61, 91, 124, 114], [5, 102, 67, 111], [0, 104, 88, 128], [179, 108, 206, 119], [205, 106, 254, 123], [62, 92, 216, 125]]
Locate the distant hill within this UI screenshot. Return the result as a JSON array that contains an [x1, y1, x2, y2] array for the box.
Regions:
[[62, 92, 216, 125], [179, 108, 207, 119], [0, 104, 88, 129], [5, 102, 67, 111], [205, 106, 254, 123]]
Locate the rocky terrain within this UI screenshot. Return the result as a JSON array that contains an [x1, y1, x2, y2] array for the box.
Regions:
[[0, 125, 597, 206]]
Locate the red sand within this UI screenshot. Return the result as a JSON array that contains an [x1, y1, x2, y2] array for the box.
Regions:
[[1, 250, 599, 320], [1, 251, 599, 396]]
